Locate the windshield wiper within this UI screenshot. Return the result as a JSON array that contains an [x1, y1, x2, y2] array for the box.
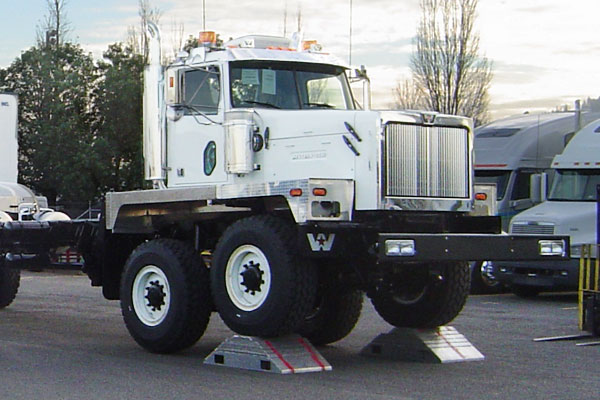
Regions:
[[304, 102, 335, 109], [243, 101, 281, 109]]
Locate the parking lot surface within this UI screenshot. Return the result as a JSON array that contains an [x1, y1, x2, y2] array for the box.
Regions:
[[0, 271, 599, 400]]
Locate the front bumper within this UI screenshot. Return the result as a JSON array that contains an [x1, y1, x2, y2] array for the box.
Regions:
[[491, 258, 580, 290], [298, 220, 570, 263], [377, 234, 569, 262]]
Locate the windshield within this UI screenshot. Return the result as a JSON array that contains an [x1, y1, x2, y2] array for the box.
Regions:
[[229, 61, 354, 110], [548, 169, 600, 201], [474, 170, 511, 200]]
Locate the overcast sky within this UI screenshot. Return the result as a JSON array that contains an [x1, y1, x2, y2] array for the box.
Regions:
[[1, 0, 599, 120]]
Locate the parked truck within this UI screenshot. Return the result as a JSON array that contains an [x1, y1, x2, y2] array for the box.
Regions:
[[492, 118, 600, 297], [0, 25, 569, 353], [471, 110, 600, 293]]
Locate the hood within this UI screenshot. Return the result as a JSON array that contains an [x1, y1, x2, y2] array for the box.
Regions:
[[511, 200, 596, 247]]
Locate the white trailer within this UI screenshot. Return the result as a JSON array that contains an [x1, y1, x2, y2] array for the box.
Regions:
[[474, 110, 600, 229], [0, 25, 569, 354], [0, 93, 18, 183], [493, 118, 600, 297]]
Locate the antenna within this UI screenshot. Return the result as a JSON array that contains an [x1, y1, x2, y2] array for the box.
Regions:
[[202, 0, 206, 31], [283, 2, 288, 36], [349, 0, 353, 65]]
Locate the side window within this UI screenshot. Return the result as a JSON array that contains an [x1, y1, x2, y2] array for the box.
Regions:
[[306, 76, 345, 108], [511, 171, 534, 200], [183, 66, 220, 114]]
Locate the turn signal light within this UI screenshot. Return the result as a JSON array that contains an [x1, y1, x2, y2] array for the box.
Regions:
[[475, 193, 487, 201]]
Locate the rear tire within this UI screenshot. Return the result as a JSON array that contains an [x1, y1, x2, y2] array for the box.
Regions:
[[371, 262, 470, 328], [0, 261, 19, 308], [297, 266, 363, 345], [120, 239, 211, 353], [211, 215, 316, 337]]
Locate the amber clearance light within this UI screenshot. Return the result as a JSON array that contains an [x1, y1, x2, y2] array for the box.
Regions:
[[312, 188, 327, 196], [475, 193, 487, 201]]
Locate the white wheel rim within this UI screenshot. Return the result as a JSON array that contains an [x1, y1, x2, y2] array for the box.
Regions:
[[132, 265, 171, 326], [225, 245, 271, 312]]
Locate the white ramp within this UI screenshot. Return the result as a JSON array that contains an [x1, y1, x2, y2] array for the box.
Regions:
[[204, 334, 332, 374], [361, 326, 484, 363]]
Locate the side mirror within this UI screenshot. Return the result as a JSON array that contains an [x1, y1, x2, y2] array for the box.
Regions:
[[349, 65, 371, 110], [530, 173, 548, 204]]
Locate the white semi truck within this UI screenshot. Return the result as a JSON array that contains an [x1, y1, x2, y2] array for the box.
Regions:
[[493, 119, 600, 297], [0, 25, 569, 353], [471, 110, 600, 293]]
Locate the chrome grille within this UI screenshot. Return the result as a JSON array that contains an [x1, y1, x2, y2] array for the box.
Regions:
[[384, 123, 470, 198], [511, 223, 555, 235]]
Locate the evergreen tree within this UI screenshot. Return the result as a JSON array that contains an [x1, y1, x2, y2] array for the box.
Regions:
[[92, 43, 145, 193]]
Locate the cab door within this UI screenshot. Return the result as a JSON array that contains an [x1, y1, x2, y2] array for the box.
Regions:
[[167, 65, 227, 186]]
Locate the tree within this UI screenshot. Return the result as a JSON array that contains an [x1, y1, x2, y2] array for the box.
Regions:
[[2, 43, 97, 203], [36, 0, 71, 50], [92, 43, 145, 193], [396, 0, 492, 125], [394, 78, 426, 110], [126, 0, 162, 61]]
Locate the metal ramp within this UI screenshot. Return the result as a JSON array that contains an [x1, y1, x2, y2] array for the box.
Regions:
[[204, 334, 332, 374], [361, 326, 485, 363]]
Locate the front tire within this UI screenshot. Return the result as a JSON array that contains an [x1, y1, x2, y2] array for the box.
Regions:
[[211, 215, 316, 337], [0, 260, 20, 308], [470, 261, 502, 294], [120, 239, 211, 353], [371, 262, 470, 328]]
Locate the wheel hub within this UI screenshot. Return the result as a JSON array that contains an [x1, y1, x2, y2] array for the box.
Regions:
[[132, 265, 171, 327], [145, 280, 166, 311], [225, 244, 272, 312], [240, 261, 264, 295]]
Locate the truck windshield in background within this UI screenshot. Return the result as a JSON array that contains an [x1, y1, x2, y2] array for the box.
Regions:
[[548, 169, 600, 201], [229, 61, 355, 110], [474, 170, 511, 200]]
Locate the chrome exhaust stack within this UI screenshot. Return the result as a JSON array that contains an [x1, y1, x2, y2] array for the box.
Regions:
[[143, 22, 167, 188]]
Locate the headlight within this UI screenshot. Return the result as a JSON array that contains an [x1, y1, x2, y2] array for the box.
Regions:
[[385, 240, 416, 256], [538, 240, 566, 257]]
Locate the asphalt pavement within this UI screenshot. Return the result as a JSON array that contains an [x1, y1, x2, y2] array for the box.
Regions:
[[0, 271, 598, 400]]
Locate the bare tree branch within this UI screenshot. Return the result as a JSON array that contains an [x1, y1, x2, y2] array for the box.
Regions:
[[402, 0, 492, 125], [36, 0, 72, 49]]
